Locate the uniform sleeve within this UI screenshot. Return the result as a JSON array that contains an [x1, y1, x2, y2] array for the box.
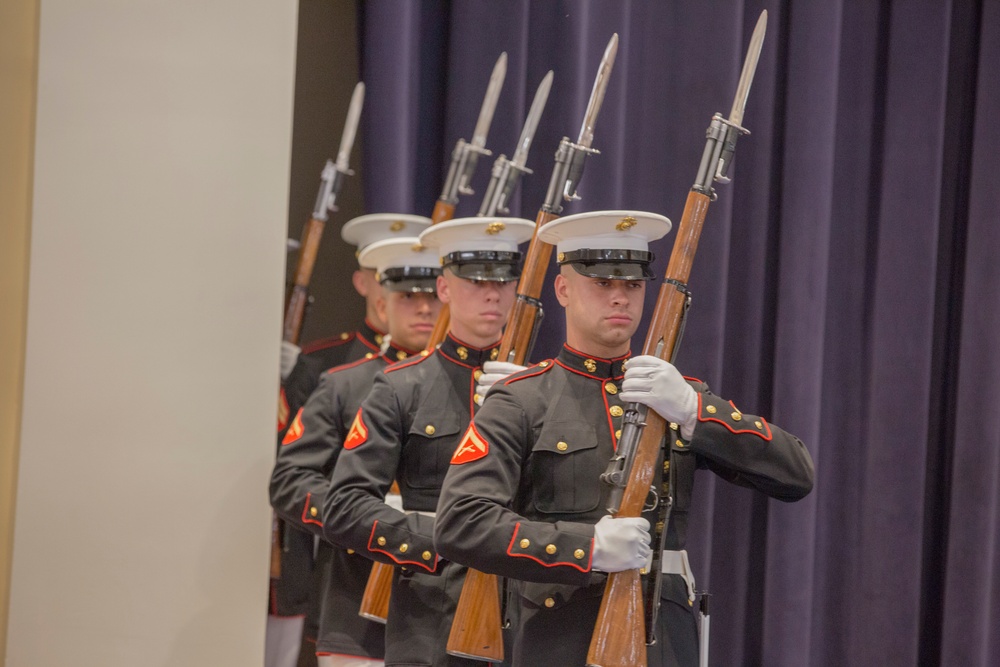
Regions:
[[322, 371, 440, 573], [684, 382, 814, 501], [277, 355, 324, 442], [269, 372, 345, 538], [435, 386, 596, 587]]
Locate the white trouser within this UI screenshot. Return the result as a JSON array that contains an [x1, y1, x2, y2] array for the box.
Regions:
[[264, 615, 303, 667], [317, 655, 385, 667], [661, 549, 696, 603]]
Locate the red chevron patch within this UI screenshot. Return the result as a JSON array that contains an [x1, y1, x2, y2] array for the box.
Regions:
[[451, 423, 489, 465], [344, 408, 368, 450], [282, 408, 304, 445]]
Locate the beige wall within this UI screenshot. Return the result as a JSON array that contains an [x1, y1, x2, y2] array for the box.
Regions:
[[0, 0, 39, 661], [5, 1, 299, 665]]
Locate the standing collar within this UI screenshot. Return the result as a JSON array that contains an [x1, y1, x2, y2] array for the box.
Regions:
[[556, 343, 630, 380], [359, 318, 388, 350], [438, 332, 501, 367], [381, 338, 421, 363]]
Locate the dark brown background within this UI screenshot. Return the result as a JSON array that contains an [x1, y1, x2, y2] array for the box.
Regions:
[[286, 0, 366, 343]]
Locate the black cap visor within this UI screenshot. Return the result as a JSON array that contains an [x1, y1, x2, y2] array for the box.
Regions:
[[560, 248, 655, 281], [379, 266, 440, 293], [443, 251, 522, 283]]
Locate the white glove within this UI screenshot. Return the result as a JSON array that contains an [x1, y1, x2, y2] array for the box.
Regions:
[[591, 515, 652, 573], [620, 355, 698, 440], [384, 492, 404, 512], [279, 341, 301, 381], [475, 361, 527, 398]]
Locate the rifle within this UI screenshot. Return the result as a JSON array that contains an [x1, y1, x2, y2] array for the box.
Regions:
[[272, 82, 365, 579], [357, 54, 508, 622], [447, 35, 620, 662], [586, 13, 767, 667], [426, 52, 509, 344]]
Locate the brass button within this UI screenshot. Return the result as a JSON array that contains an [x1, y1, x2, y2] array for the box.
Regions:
[[731, 411, 742, 421], [706, 405, 717, 414], [669, 422, 679, 431], [519, 538, 530, 549], [396, 350, 407, 361], [676, 439, 685, 448], [474, 394, 484, 405], [347, 548, 355, 554], [340, 332, 350, 340], [584, 359, 597, 373], [605, 383, 618, 395], [640, 568, 647, 575], [399, 543, 408, 553], [538, 361, 549, 367], [615, 429, 622, 440], [374, 334, 383, 344], [574, 549, 585, 560], [425, 424, 436, 435], [309, 507, 318, 517], [474, 369, 483, 381], [663, 461, 670, 472], [421, 350, 430, 356], [365, 352, 374, 359], [755, 420, 763, 429], [456, 346, 468, 360], [545, 544, 557, 555], [422, 551, 432, 561], [610, 405, 624, 417], [544, 597, 555, 608], [556, 441, 568, 451], [377, 536, 386, 546]]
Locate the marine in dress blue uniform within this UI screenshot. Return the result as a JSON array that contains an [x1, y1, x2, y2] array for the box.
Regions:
[[434, 211, 815, 667], [322, 217, 535, 667]]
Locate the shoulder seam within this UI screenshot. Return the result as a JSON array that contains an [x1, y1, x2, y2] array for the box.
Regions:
[[325, 355, 379, 375], [384, 351, 432, 374], [504, 360, 555, 385], [301, 332, 355, 354]]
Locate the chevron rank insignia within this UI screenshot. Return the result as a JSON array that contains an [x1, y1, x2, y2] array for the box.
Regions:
[[281, 408, 304, 445], [451, 423, 489, 464], [344, 408, 368, 450]]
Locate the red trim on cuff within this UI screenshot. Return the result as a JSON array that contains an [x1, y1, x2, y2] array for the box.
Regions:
[[505, 522, 590, 573], [301, 492, 323, 526], [695, 394, 774, 441], [366, 520, 439, 573]]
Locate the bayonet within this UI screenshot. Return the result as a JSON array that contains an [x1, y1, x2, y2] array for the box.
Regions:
[[440, 53, 508, 205], [313, 81, 366, 220], [477, 70, 554, 216], [710, 10, 767, 186], [542, 33, 619, 212], [471, 53, 507, 149], [576, 34, 618, 150], [336, 81, 365, 172]]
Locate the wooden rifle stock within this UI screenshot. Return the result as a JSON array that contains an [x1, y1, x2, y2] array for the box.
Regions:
[[272, 215, 328, 579], [446, 208, 559, 661], [586, 191, 711, 667], [358, 198, 457, 621]]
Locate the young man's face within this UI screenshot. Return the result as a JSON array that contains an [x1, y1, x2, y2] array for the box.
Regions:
[[436, 270, 517, 347], [554, 267, 645, 356], [353, 268, 386, 328], [378, 290, 441, 352]]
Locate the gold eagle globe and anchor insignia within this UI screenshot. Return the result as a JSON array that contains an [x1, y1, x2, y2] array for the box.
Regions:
[[615, 215, 637, 231], [584, 359, 598, 373], [485, 221, 506, 235]]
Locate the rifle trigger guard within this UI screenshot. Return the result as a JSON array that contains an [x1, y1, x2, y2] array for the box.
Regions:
[[644, 485, 659, 512]]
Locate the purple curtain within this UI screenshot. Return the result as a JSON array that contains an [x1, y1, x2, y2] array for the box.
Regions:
[[356, 0, 1000, 664]]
